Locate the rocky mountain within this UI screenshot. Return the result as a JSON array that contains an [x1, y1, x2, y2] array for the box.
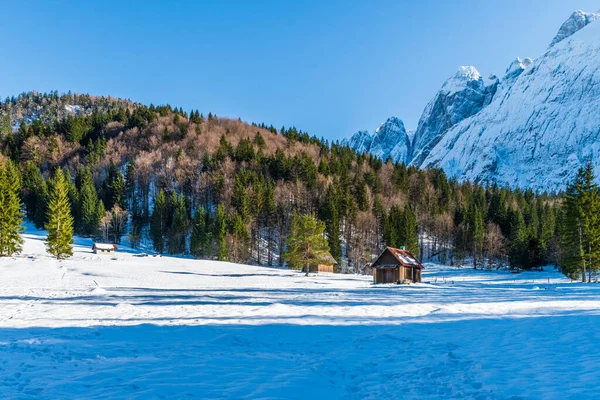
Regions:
[[343, 117, 410, 162], [345, 10, 600, 191]]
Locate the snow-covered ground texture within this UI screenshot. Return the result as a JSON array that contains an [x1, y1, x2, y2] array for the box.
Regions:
[[345, 10, 600, 192], [1, 230, 600, 398]]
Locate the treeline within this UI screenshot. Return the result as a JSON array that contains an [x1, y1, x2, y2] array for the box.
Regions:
[[0, 91, 578, 278]]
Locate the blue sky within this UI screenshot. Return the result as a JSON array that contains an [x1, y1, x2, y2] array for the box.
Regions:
[[1, 1, 598, 141]]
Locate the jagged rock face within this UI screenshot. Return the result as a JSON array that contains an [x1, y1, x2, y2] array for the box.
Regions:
[[345, 130, 372, 154], [344, 117, 410, 163], [549, 10, 600, 47], [420, 15, 600, 191], [410, 66, 489, 167], [344, 10, 600, 191]]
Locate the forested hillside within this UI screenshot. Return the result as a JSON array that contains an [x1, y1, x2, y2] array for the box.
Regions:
[[0, 92, 565, 274]]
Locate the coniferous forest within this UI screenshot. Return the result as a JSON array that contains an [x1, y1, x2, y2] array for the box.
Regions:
[[0, 91, 597, 281]]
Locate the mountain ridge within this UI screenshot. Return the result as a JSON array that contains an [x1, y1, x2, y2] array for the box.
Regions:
[[344, 10, 600, 191]]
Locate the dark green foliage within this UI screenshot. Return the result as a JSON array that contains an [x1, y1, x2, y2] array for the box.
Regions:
[[76, 167, 102, 236], [285, 213, 331, 275], [22, 161, 48, 228], [167, 194, 188, 254], [190, 206, 209, 258], [45, 169, 74, 259], [150, 189, 168, 254], [560, 162, 600, 281], [0, 161, 23, 256], [215, 204, 228, 261]]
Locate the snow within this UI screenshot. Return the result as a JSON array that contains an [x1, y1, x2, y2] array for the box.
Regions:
[[345, 117, 411, 163], [345, 10, 600, 191], [439, 66, 482, 95], [1, 228, 600, 398], [549, 10, 600, 47], [419, 14, 600, 191]]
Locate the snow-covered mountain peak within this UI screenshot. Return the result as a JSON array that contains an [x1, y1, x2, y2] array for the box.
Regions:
[[440, 66, 482, 94], [344, 117, 411, 162], [375, 116, 404, 134], [549, 10, 600, 47], [345, 10, 600, 191], [502, 57, 534, 85]]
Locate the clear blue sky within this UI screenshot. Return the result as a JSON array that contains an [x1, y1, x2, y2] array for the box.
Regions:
[[1, 1, 598, 141]]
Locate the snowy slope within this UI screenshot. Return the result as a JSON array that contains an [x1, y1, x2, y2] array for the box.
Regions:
[[410, 66, 496, 167], [420, 12, 600, 190], [345, 10, 600, 191], [1, 228, 600, 397]]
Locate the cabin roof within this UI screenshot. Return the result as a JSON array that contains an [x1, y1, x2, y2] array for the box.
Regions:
[[372, 247, 423, 269], [308, 252, 337, 265], [92, 243, 117, 251]]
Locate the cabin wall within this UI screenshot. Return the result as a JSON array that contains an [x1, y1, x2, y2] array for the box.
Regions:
[[373, 250, 399, 267], [308, 264, 334, 273]]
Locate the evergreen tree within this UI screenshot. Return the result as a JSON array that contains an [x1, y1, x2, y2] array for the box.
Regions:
[[167, 194, 188, 254], [21, 161, 47, 228], [0, 161, 23, 256], [508, 208, 528, 269], [77, 167, 101, 236], [190, 206, 208, 258], [285, 213, 331, 276], [560, 162, 600, 281], [215, 204, 228, 261], [402, 205, 419, 256], [150, 189, 168, 254], [322, 185, 342, 262], [232, 213, 250, 262], [45, 169, 74, 259]]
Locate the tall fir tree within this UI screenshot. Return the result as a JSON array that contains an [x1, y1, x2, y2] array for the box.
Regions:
[[190, 206, 208, 258], [560, 162, 600, 281], [167, 194, 188, 254], [215, 204, 228, 261], [22, 161, 48, 228], [150, 189, 168, 254], [285, 213, 331, 276], [45, 169, 74, 259], [0, 161, 24, 256]]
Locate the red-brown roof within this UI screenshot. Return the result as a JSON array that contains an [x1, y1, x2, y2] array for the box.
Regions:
[[372, 247, 424, 269]]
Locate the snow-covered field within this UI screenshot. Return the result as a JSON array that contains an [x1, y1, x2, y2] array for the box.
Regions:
[[1, 229, 599, 398]]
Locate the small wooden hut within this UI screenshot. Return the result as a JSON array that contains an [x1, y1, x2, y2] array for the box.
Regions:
[[92, 243, 117, 254], [371, 247, 423, 284], [305, 252, 337, 273]]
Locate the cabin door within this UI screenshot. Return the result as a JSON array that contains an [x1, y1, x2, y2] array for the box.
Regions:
[[384, 268, 393, 283]]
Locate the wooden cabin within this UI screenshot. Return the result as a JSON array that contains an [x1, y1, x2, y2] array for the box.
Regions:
[[305, 252, 337, 273], [92, 243, 117, 254], [371, 247, 423, 284]]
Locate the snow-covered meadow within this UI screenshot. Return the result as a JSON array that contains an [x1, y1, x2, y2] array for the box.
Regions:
[[1, 229, 599, 398]]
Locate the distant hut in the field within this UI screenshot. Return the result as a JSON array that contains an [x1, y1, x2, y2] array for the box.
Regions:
[[305, 252, 337, 273], [371, 246, 423, 284], [92, 243, 117, 254]]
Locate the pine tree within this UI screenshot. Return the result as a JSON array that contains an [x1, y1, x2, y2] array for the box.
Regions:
[[0, 161, 24, 256], [45, 169, 74, 259], [560, 162, 600, 281], [22, 161, 48, 228], [190, 206, 208, 258], [150, 189, 168, 254], [167, 194, 188, 254], [322, 185, 341, 262], [232, 213, 250, 262], [508, 208, 528, 269], [215, 204, 228, 261], [285, 213, 331, 276], [78, 167, 101, 236], [402, 204, 419, 256]]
